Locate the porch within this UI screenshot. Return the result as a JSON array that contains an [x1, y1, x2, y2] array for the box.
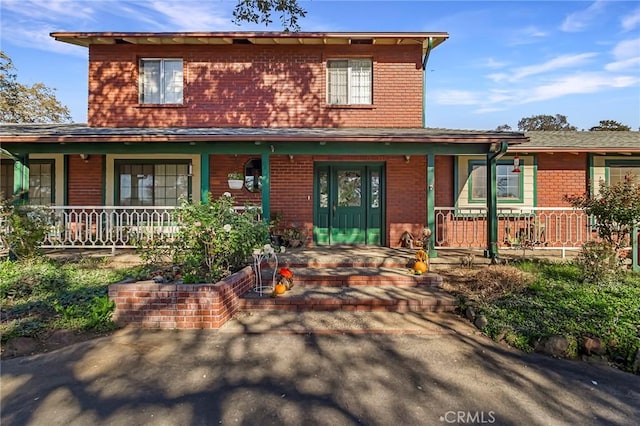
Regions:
[[18, 205, 595, 257]]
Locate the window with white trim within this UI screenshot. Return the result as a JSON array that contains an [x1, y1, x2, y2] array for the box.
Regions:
[[469, 161, 523, 202], [608, 163, 639, 185], [117, 161, 190, 206], [29, 160, 54, 205], [139, 59, 183, 104], [326, 59, 372, 105]]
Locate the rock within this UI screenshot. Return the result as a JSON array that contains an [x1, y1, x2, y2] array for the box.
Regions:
[[152, 275, 165, 283], [582, 336, 605, 356], [535, 335, 569, 357], [465, 306, 476, 321], [3, 337, 38, 358], [474, 315, 488, 329], [632, 349, 640, 374], [48, 330, 76, 346]]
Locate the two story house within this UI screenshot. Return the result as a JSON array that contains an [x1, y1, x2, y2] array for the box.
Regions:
[[0, 31, 528, 257]]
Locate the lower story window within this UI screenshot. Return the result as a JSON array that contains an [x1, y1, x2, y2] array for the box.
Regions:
[[29, 160, 54, 205], [469, 161, 523, 202], [608, 163, 639, 185], [117, 161, 190, 206], [0, 160, 13, 200]]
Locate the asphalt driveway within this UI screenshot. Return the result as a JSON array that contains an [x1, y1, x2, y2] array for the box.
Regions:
[[2, 314, 639, 426]]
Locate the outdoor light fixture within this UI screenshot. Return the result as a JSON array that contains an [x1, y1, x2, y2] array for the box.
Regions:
[[404, 155, 411, 163], [512, 155, 521, 173], [288, 154, 294, 163], [79, 154, 89, 162]]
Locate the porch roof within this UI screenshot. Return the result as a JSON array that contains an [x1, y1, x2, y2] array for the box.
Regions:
[[50, 31, 449, 55], [0, 124, 526, 145], [515, 131, 640, 154]]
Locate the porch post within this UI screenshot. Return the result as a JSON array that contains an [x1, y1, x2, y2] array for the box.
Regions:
[[426, 154, 437, 257], [485, 154, 498, 259], [485, 141, 508, 260], [200, 152, 210, 202], [261, 153, 270, 222], [14, 155, 29, 202]]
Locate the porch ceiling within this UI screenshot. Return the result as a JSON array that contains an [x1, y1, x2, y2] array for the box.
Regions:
[[0, 124, 525, 145], [50, 31, 449, 54]]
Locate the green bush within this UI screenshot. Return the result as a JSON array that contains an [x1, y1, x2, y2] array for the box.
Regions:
[[1, 196, 52, 259], [140, 193, 269, 283], [0, 258, 66, 299]]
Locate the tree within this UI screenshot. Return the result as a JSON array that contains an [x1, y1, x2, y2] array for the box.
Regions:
[[517, 114, 577, 131], [589, 120, 631, 131], [495, 124, 512, 131], [233, 0, 306, 32], [0, 52, 71, 123]]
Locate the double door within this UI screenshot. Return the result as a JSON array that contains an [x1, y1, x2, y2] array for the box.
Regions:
[[314, 163, 384, 245]]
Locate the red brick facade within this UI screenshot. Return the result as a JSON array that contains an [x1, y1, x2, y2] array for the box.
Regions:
[[87, 44, 423, 128], [536, 153, 588, 206], [67, 154, 104, 205]]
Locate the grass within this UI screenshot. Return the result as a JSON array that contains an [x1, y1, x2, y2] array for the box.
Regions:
[[471, 261, 640, 371], [0, 256, 150, 344]]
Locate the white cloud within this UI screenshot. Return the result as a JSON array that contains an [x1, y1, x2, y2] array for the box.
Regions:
[[524, 72, 639, 103], [488, 53, 597, 82], [433, 90, 481, 106], [1, 23, 87, 57], [482, 57, 509, 69], [143, 1, 232, 31], [561, 1, 607, 32], [1, 0, 95, 21], [507, 25, 549, 46], [605, 38, 640, 71], [622, 7, 640, 31], [612, 38, 640, 60]]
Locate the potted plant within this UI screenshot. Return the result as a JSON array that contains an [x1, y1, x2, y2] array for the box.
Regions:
[[283, 223, 306, 248], [227, 171, 244, 190]]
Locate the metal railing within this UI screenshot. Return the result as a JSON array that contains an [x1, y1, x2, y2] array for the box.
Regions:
[[0, 205, 261, 251], [434, 207, 595, 254]]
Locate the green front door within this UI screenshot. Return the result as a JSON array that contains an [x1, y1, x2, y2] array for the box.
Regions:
[[314, 163, 384, 245]]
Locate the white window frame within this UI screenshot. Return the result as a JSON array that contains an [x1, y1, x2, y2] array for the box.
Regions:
[[139, 58, 184, 105], [326, 59, 372, 105]]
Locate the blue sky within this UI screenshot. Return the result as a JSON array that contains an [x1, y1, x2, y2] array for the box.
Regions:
[[1, 0, 639, 130]]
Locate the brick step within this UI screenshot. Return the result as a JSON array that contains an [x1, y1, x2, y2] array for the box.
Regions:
[[285, 260, 412, 268], [239, 285, 457, 313], [263, 267, 442, 287]]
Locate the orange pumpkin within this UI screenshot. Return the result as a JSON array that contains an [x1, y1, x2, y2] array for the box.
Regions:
[[274, 282, 287, 295], [413, 261, 428, 274]]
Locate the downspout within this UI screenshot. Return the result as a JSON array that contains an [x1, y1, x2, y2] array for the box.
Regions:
[[422, 37, 436, 255], [485, 141, 509, 260], [421, 37, 433, 128]]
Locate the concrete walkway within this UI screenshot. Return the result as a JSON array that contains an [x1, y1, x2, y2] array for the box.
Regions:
[[2, 314, 638, 426]]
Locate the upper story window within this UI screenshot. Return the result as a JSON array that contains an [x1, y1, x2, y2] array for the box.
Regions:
[[326, 59, 372, 105], [139, 59, 183, 104]]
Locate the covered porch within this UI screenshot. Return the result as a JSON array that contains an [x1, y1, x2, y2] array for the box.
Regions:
[[1, 125, 529, 259]]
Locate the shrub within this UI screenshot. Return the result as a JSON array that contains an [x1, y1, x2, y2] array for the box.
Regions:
[[140, 193, 269, 283], [1, 195, 52, 259], [565, 173, 640, 281]]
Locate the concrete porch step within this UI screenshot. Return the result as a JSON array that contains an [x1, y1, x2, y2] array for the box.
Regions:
[[220, 311, 470, 335], [239, 285, 458, 313], [264, 266, 443, 287]]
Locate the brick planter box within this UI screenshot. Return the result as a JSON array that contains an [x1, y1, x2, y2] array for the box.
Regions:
[[108, 266, 254, 329]]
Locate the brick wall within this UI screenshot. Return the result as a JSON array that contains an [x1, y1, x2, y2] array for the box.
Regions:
[[88, 44, 424, 128], [209, 154, 263, 205], [536, 153, 588, 206], [435, 155, 454, 207], [108, 266, 254, 329], [386, 156, 427, 246], [67, 154, 103, 205]]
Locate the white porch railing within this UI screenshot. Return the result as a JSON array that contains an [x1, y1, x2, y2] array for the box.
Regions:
[[434, 207, 595, 253], [0, 205, 261, 251]]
